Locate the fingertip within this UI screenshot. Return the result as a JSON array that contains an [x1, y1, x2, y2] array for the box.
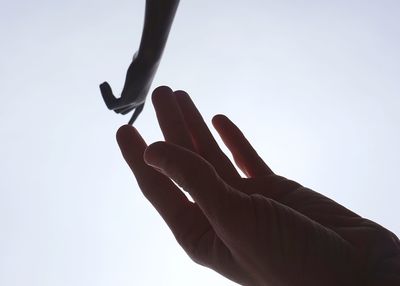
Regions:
[[99, 82, 112, 95], [116, 124, 139, 149], [212, 114, 231, 129], [144, 141, 167, 166], [212, 114, 226, 123], [116, 124, 133, 138], [99, 81, 108, 88], [154, 85, 173, 93], [173, 89, 189, 98], [174, 89, 191, 104], [151, 85, 173, 103]]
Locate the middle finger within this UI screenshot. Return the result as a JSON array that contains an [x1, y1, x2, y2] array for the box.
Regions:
[[151, 86, 194, 150]]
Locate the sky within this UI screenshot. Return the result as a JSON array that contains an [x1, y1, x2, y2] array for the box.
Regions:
[[1, 0, 399, 285]]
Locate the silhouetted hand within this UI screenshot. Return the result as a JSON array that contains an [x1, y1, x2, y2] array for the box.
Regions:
[[116, 86, 400, 286], [99, 52, 152, 124], [99, 0, 180, 124]]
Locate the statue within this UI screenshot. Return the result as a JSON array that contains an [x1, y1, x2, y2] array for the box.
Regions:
[[100, 0, 180, 124]]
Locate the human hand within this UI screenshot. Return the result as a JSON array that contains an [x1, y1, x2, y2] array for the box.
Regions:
[[116, 86, 400, 286]]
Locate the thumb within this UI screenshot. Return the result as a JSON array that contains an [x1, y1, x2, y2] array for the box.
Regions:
[[144, 141, 246, 227]]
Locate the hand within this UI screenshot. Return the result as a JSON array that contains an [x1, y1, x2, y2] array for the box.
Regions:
[[99, 0, 180, 124], [100, 52, 153, 119], [116, 86, 400, 286]]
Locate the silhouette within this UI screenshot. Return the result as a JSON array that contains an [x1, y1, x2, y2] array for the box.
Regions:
[[100, 0, 180, 124], [117, 86, 400, 285]]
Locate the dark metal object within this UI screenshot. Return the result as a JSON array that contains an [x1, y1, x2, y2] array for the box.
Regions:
[[100, 0, 180, 124]]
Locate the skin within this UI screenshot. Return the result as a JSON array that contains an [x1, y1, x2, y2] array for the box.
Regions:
[[116, 86, 400, 286]]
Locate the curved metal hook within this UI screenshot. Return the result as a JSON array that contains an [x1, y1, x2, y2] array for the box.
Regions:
[[100, 0, 180, 124]]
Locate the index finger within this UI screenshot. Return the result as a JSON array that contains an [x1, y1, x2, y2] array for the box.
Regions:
[[144, 141, 249, 236], [116, 125, 196, 233]]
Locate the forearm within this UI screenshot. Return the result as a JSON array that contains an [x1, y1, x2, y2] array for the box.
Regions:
[[137, 0, 180, 63]]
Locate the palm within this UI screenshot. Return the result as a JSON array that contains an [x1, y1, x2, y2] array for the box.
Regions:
[[175, 176, 363, 286], [117, 86, 400, 285], [183, 144, 398, 285]]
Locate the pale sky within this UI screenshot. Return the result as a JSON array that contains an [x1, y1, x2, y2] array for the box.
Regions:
[[1, 0, 399, 285]]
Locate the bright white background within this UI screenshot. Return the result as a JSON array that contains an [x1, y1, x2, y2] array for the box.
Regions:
[[1, 0, 399, 285]]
